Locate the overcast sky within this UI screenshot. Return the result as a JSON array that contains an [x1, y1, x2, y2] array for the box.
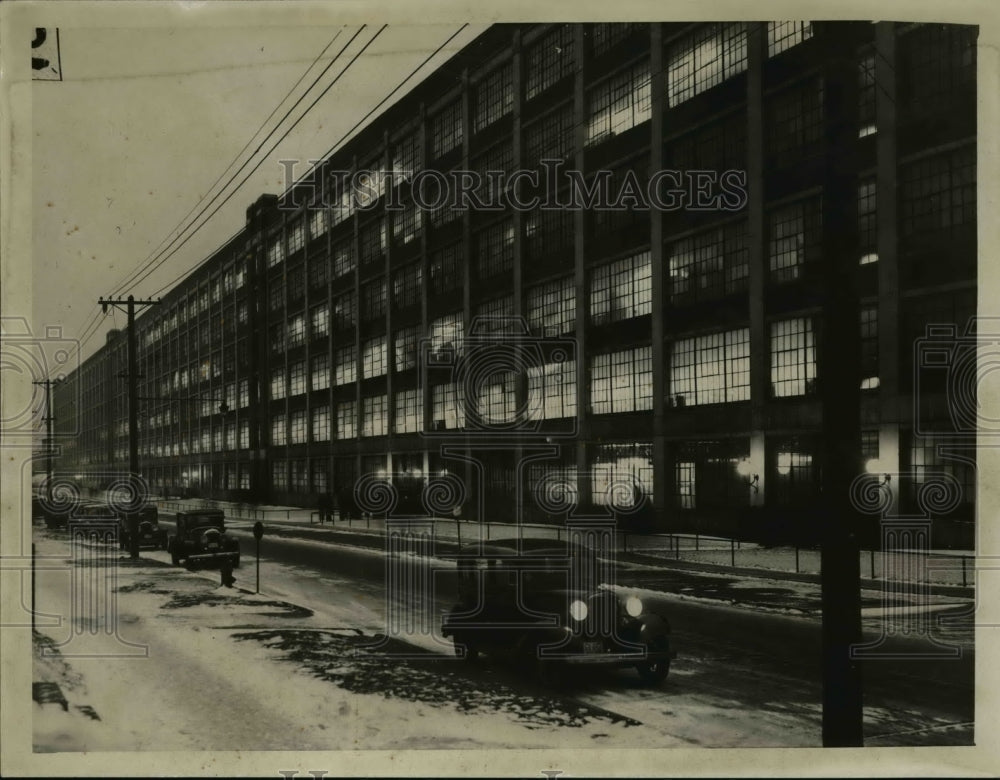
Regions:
[[31, 22, 484, 366]]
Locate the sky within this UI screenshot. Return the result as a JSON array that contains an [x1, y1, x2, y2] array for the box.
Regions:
[[31, 22, 484, 367]]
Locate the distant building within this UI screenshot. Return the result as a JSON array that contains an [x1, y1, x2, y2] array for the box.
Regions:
[[54, 22, 977, 546]]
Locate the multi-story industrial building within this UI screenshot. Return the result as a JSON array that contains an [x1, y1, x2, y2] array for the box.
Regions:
[[53, 21, 978, 546]]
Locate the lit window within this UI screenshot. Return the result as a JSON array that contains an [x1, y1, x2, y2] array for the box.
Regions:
[[311, 303, 329, 339], [394, 388, 423, 434], [590, 251, 652, 324], [526, 25, 575, 100], [336, 401, 357, 440], [670, 328, 751, 406], [312, 405, 330, 442], [290, 460, 308, 492], [769, 318, 817, 397], [289, 361, 306, 396], [272, 460, 288, 489], [860, 305, 879, 390], [361, 394, 388, 437], [675, 461, 696, 509], [474, 295, 515, 336], [668, 223, 748, 303], [527, 276, 576, 335], [589, 346, 653, 414], [591, 442, 654, 507], [267, 236, 284, 268], [332, 291, 357, 330], [767, 21, 813, 57], [271, 414, 287, 446], [392, 134, 421, 183], [359, 219, 387, 266], [287, 314, 305, 348], [334, 345, 357, 386], [289, 410, 307, 444], [332, 239, 356, 279], [586, 62, 651, 144], [526, 359, 577, 420], [362, 336, 387, 379], [309, 207, 327, 240], [431, 383, 466, 430], [287, 219, 306, 255], [392, 203, 422, 245], [311, 353, 330, 391], [667, 24, 748, 107], [394, 326, 420, 372], [271, 369, 287, 401], [768, 197, 822, 284]]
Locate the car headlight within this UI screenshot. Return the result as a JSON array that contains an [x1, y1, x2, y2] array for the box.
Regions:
[[569, 599, 589, 622], [625, 596, 643, 618]]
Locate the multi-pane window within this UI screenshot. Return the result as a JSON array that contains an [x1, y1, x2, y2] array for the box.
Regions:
[[332, 239, 356, 279], [361, 394, 388, 437], [668, 222, 749, 303], [670, 328, 751, 406], [430, 101, 463, 159], [590, 251, 652, 324], [393, 262, 422, 309], [589, 346, 654, 414], [427, 167, 464, 228], [332, 290, 357, 329], [667, 23, 748, 107], [336, 401, 357, 440], [772, 439, 816, 506], [474, 64, 514, 132], [768, 197, 822, 284], [312, 404, 330, 441], [289, 410, 307, 444], [311, 353, 330, 391], [592, 161, 650, 233], [591, 442, 654, 507], [361, 278, 387, 322], [362, 336, 387, 379], [287, 219, 306, 255], [271, 368, 287, 401], [525, 208, 573, 259], [474, 295, 515, 336], [898, 24, 977, 121], [394, 388, 423, 434], [287, 266, 305, 302], [392, 203, 422, 244], [899, 146, 976, 247], [334, 345, 357, 386], [267, 236, 284, 268], [430, 312, 464, 356], [287, 315, 305, 348], [289, 361, 306, 396], [431, 383, 466, 430], [860, 305, 879, 390], [272, 461, 288, 490], [394, 326, 420, 372], [268, 279, 284, 312], [392, 133, 420, 182], [527, 359, 577, 420], [861, 429, 879, 461], [526, 25, 575, 99], [675, 461, 696, 509], [311, 303, 329, 339], [312, 457, 329, 492], [330, 177, 355, 226], [476, 219, 515, 279], [429, 244, 463, 295], [524, 105, 574, 167], [527, 277, 575, 335], [671, 112, 746, 172], [356, 159, 386, 207], [309, 255, 328, 290], [770, 318, 817, 397], [309, 207, 327, 240], [767, 22, 813, 57], [472, 143, 514, 204], [858, 178, 877, 264], [359, 219, 387, 266], [270, 323, 285, 354], [290, 460, 308, 492], [474, 372, 516, 425], [591, 23, 638, 56], [858, 53, 877, 138], [586, 62, 651, 144], [271, 414, 287, 446], [765, 77, 824, 167]]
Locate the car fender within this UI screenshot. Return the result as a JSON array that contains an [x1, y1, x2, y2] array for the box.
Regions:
[[635, 611, 671, 641]]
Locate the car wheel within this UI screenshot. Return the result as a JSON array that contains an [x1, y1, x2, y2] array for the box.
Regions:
[[453, 638, 479, 662], [636, 638, 671, 685]]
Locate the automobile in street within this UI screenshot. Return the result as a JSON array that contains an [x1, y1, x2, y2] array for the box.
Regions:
[[441, 537, 674, 687], [117, 504, 168, 551], [167, 509, 240, 568]]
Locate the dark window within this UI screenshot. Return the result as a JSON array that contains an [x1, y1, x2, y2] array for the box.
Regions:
[[524, 105, 575, 167], [668, 221, 748, 303], [858, 178, 877, 264], [475, 220, 515, 279], [767, 196, 822, 284], [361, 278, 387, 322], [332, 290, 357, 330], [430, 101, 463, 159], [392, 262, 422, 310], [670, 112, 746, 173], [526, 25, 575, 99], [473, 64, 514, 132], [899, 145, 975, 249], [525, 207, 573, 259], [359, 220, 386, 266], [590, 23, 638, 57], [429, 243, 463, 295], [898, 24, 976, 123], [858, 53, 877, 137], [765, 77, 824, 168], [860, 305, 879, 390]]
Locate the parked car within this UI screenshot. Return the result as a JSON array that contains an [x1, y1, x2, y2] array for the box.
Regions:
[[67, 502, 120, 538], [441, 537, 674, 687], [117, 505, 167, 551], [167, 510, 240, 568]]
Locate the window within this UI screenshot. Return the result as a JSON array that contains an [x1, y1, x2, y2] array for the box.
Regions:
[[332, 290, 357, 329], [861, 429, 879, 461], [667, 23, 748, 107], [311, 405, 330, 442], [524, 105, 574, 167], [430, 313, 464, 356], [474, 372, 516, 425], [287, 219, 306, 255], [289, 361, 306, 396], [270, 323, 285, 354], [670, 328, 750, 406], [359, 219, 387, 266], [476, 219, 515, 279], [267, 236, 284, 268], [271, 414, 287, 446], [765, 77, 824, 167], [361, 278, 387, 322], [858, 178, 877, 264], [592, 162, 649, 234], [586, 62, 651, 144], [272, 460, 288, 489], [673, 439, 752, 509], [671, 112, 746, 173], [309, 255, 328, 291], [675, 461, 695, 509], [393, 262, 422, 310], [334, 345, 357, 386], [287, 266, 305, 303], [311, 353, 330, 391], [860, 305, 879, 390], [362, 394, 388, 437], [898, 24, 976, 122], [430, 101, 463, 159], [394, 388, 423, 434], [332, 239, 356, 279], [427, 167, 464, 227], [858, 53, 877, 138], [392, 133, 420, 182], [668, 222, 748, 303], [474, 64, 514, 132], [472, 143, 513, 204], [768, 197, 822, 284], [287, 314, 305, 348], [591, 23, 638, 57], [271, 368, 287, 401], [330, 177, 356, 226], [336, 401, 357, 440], [289, 409, 307, 444], [899, 146, 975, 248], [474, 295, 515, 336], [392, 203, 422, 244], [312, 457, 329, 492], [591, 442, 654, 507], [311, 303, 329, 339], [429, 244, 463, 295], [309, 207, 327, 240], [527, 359, 577, 420], [772, 438, 817, 506], [767, 22, 813, 57], [527, 277, 575, 335], [526, 25, 575, 99], [770, 318, 817, 397], [290, 460, 308, 492], [589, 346, 653, 414], [525, 208, 573, 259], [362, 336, 387, 379], [394, 326, 420, 372], [590, 251, 652, 324], [431, 383, 466, 430], [268, 279, 284, 312], [356, 159, 386, 207]]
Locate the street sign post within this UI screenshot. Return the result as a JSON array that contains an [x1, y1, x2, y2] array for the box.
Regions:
[[253, 521, 264, 594]]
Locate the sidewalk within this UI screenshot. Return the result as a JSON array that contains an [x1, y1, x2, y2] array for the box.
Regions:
[[152, 495, 976, 594]]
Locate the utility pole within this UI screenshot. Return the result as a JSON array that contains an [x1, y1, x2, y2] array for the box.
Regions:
[[32, 378, 59, 503], [99, 294, 160, 558]]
